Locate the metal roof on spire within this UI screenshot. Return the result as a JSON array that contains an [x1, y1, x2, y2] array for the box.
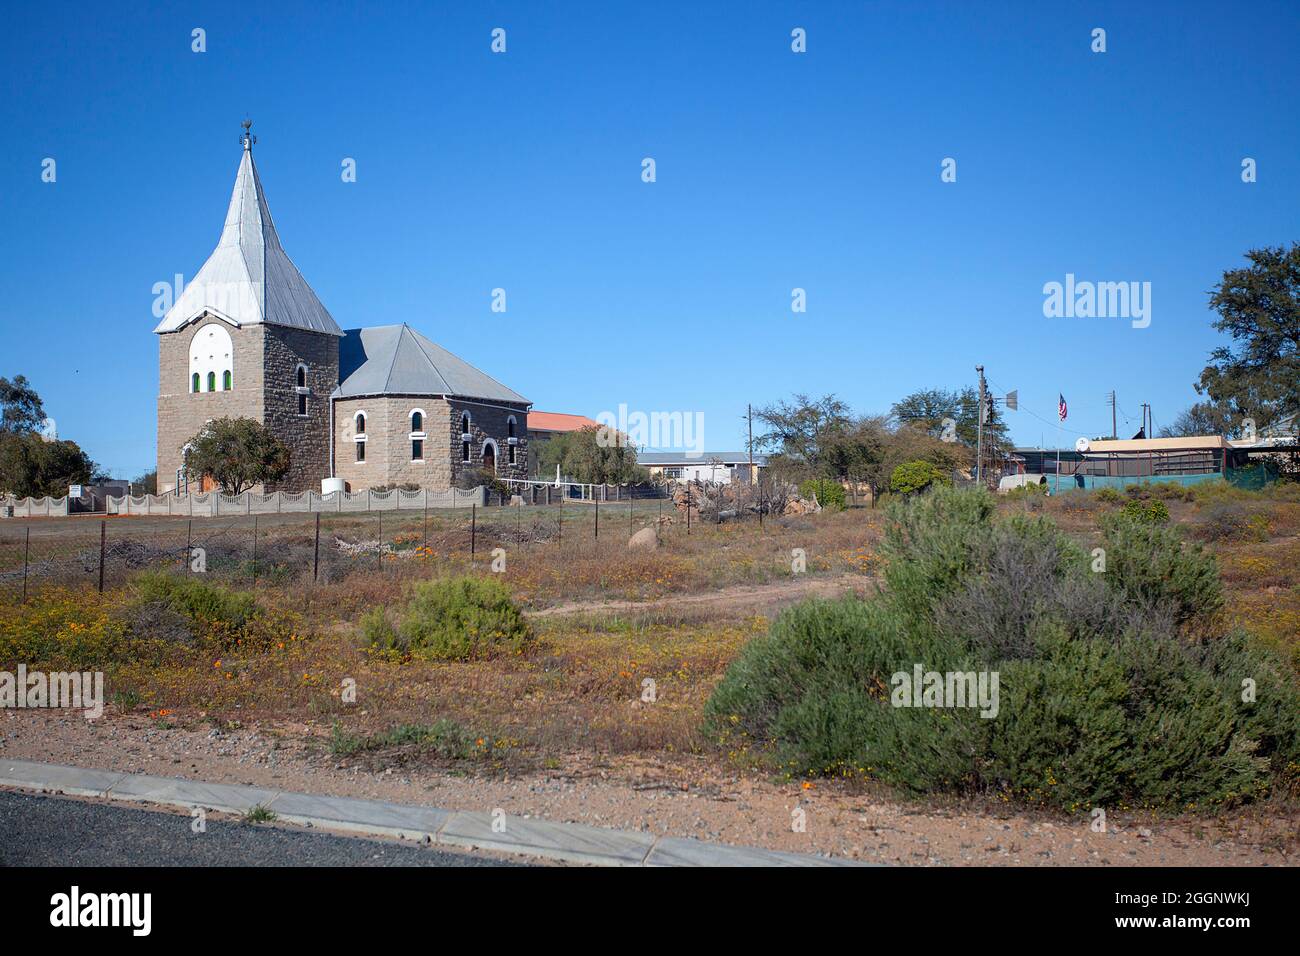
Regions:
[[154, 122, 343, 336]]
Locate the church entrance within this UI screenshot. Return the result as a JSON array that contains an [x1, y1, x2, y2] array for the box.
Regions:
[[482, 443, 496, 474], [201, 475, 217, 492]]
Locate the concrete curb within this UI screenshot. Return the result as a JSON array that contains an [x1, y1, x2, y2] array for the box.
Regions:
[[1, 759, 868, 867]]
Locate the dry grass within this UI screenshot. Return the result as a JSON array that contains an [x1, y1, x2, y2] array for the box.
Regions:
[[3, 487, 1298, 783]]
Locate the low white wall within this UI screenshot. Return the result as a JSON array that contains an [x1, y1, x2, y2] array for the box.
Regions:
[[2, 487, 485, 518]]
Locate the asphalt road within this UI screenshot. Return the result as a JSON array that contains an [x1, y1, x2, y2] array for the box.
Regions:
[[0, 790, 526, 867]]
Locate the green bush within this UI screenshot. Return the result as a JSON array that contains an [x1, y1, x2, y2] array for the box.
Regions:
[[1092, 486, 1122, 503], [125, 571, 298, 650], [889, 460, 951, 495], [799, 478, 846, 511], [1120, 497, 1170, 524], [369, 575, 533, 661], [704, 485, 1299, 811], [329, 718, 479, 759], [1097, 513, 1223, 630]]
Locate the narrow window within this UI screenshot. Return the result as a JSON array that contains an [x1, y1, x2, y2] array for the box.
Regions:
[[411, 410, 423, 432], [412, 439, 423, 461], [509, 444, 516, 465], [297, 366, 306, 388], [461, 412, 471, 461], [223, 370, 232, 391], [356, 441, 366, 462], [192, 373, 200, 393], [207, 371, 216, 392], [356, 413, 366, 434], [508, 418, 515, 439], [298, 393, 307, 416]]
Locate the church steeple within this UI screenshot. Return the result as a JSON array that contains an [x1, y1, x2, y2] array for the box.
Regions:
[[154, 123, 342, 337]]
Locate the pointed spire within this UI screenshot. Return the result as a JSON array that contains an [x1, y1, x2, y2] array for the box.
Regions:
[[155, 127, 341, 336]]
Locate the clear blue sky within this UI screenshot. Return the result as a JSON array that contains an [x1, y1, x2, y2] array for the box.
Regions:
[[3, 1, 1298, 477]]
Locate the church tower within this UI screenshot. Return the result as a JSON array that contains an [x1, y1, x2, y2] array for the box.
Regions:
[[155, 122, 342, 493]]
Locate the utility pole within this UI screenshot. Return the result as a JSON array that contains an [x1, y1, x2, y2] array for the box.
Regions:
[[747, 403, 754, 484], [1107, 391, 1117, 440], [975, 365, 987, 485]]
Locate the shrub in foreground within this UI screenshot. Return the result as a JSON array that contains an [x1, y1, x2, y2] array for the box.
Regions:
[[705, 486, 1299, 812], [365, 575, 533, 660]]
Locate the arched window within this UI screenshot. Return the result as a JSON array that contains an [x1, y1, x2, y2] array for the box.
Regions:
[[461, 412, 471, 462], [296, 365, 307, 388], [410, 410, 423, 433], [222, 370, 232, 391], [507, 416, 515, 439], [190, 322, 234, 397], [355, 412, 366, 435]]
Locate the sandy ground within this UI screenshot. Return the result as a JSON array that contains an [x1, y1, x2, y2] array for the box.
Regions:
[[3, 710, 1292, 866]]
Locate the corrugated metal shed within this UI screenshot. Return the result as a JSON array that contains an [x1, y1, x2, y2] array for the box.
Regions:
[[154, 140, 343, 337]]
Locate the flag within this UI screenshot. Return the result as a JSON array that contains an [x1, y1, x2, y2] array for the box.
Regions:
[[1058, 393, 1068, 421]]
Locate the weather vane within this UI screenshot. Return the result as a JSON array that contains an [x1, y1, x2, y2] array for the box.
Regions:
[[240, 118, 256, 149]]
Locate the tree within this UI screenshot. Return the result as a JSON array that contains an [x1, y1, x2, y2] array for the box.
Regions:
[[892, 386, 1009, 452], [535, 426, 647, 485], [890, 459, 951, 495], [0, 375, 46, 434], [132, 469, 158, 495], [0, 432, 98, 498], [1158, 403, 1235, 438], [752, 394, 851, 471], [184, 417, 291, 494], [1197, 243, 1300, 432]]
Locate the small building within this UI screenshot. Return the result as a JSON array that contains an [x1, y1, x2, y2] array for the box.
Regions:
[[526, 411, 599, 476], [1009, 436, 1267, 491], [638, 451, 767, 485]]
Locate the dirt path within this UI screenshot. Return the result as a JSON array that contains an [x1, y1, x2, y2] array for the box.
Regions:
[[530, 573, 876, 619], [3, 712, 1291, 866]]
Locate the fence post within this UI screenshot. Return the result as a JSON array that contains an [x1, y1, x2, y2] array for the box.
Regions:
[[377, 511, 383, 573], [313, 512, 321, 583], [629, 490, 633, 535], [557, 492, 562, 546], [186, 519, 193, 577], [251, 516, 258, 588], [22, 527, 30, 603], [422, 501, 428, 552], [759, 483, 764, 529], [98, 520, 106, 593], [686, 486, 692, 535], [470, 504, 477, 562], [594, 494, 599, 540]]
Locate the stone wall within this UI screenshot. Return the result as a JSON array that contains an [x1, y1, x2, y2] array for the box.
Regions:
[[261, 325, 339, 492], [157, 322, 339, 495], [448, 399, 529, 485], [334, 396, 454, 491], [333, 397, 529, 491], [157, 322, 266, 494]]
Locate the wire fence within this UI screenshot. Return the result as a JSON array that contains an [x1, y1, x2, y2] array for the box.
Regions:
[[0, 488, 773, 604]]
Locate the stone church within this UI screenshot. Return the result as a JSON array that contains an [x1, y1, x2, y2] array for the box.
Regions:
[[155, 125, 530, 494]]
